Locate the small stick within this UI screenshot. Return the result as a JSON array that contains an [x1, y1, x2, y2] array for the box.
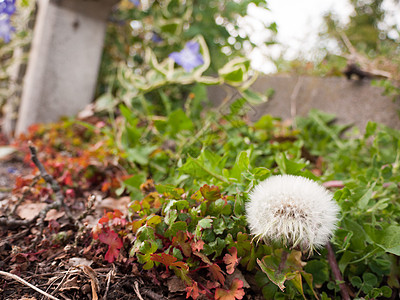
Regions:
[[133, 281, 145, 300], [0, 270, 60, 300], [103, 267, 115, 300], [28, 144, 74, 226], [326, 242, 350, 300]]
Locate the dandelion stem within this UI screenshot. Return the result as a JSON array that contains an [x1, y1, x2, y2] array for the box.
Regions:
[[326, 242, 350, 300]]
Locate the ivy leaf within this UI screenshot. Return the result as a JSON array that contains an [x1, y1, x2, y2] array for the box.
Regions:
[[172, 231, 192, 257], [223, 247, 241, 275], [191, 240, 205, 252], [209, 263, 225, 285], [200, 184, 221, 201], [186, 281, 205, 300], [257, 256, 287, 291], [215, 278, 245, 300], [150, 253, 188, 271], [98, 229, 123, 263], [195, 218, 213, 239]]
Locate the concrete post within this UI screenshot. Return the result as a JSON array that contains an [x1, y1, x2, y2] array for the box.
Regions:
[[15, 0, 118, 134]]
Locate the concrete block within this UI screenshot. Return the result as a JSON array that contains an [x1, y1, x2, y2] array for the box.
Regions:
[[15, 0, 118, 134], [209, 75, 400, 131]]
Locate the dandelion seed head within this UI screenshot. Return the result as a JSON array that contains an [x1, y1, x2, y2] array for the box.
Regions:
[[246, 175, 339, 253]]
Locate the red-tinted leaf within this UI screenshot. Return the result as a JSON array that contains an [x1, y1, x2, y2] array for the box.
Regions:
[[209, 263, 225, 285], [65, 188, 75, 198], [215, 279, 245, 300], [98, 216, 109, 225], [186, 281, 200, 300], [172, 231, 192, 257], [191, 240, 205, 252], [223, 247, 241, 275], [150, 253, 188, 270], [92, 223, 103, 240], [98, 229, 123, 263], [200, 184, 221, 201], [112, 217, 127, 227], [113, 209, 123, 218]]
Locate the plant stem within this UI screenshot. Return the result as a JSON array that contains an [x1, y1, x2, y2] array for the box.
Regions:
[[326, 242, 350, 300]]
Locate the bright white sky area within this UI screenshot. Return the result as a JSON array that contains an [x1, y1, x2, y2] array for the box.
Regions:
[[241, 0, 400, 73]]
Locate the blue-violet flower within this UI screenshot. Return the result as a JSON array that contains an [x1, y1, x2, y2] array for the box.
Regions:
[[0, 16, 14, 43], [169, 41, 204, 72], [0, 0, 16, 16]]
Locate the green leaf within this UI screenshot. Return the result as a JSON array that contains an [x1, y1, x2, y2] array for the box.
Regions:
[[124, 173, 146, 192], [168, 109, 194, 136], [275, 152, 307, 175], [363, 273, 378, 286], [195, 218, 213, 239], [367, 225, 400, 255], [252, 167, 270, 181], [304, 260, 329, 285], [357, 183, 376, 210], [179, 151, 229, 183], [126, 146, 157, 165], [230, 151, 250, 180], [242, 89, 268, 104], [339, 251, 356, 274], [166, 221, 188, 238], [365, 121, 377, 138], [165, 209, 178, 226], [350, 276, 362, 288], [257, 257, 287, 292]]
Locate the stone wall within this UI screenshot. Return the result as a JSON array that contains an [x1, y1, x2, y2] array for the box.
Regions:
[[209, 75, 400, 131]]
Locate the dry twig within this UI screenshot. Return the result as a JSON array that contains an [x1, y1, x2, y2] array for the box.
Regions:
[[133, 281, 145, 300], [0, 270, 61, 300]]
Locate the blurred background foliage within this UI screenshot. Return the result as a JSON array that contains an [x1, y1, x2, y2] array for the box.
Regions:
[[0, 0, 399, 125], [277, 0, 400, 81], [98, 0, 276, 94]]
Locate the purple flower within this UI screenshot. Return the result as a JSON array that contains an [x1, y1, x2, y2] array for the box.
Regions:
[[0, 0, 16, 16], [151, 32, 162, 43], [129, 0, 140, 6], [0, 16, 14, 43], [169, 41, 204, 72]]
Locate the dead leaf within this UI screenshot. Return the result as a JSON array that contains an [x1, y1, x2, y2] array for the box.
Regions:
[[59, 276, 80, 291], [68, 257, 93, 267], [16, 202, 47, 220], [97, 196, 131, 212], [80, 265, 99, 300], [45, 209, 65, 221], [225, 269, 250, 289], [167, 276, 187, 293]]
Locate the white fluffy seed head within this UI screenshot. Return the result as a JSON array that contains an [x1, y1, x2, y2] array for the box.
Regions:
[[246, 175, 339, 254]]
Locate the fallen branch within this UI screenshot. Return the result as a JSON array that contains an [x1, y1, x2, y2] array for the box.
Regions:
[[0, 270, 60, 300], [0, 216, 36, 228], [28, 144, 75, 227], [326, 242, 350, 300]]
